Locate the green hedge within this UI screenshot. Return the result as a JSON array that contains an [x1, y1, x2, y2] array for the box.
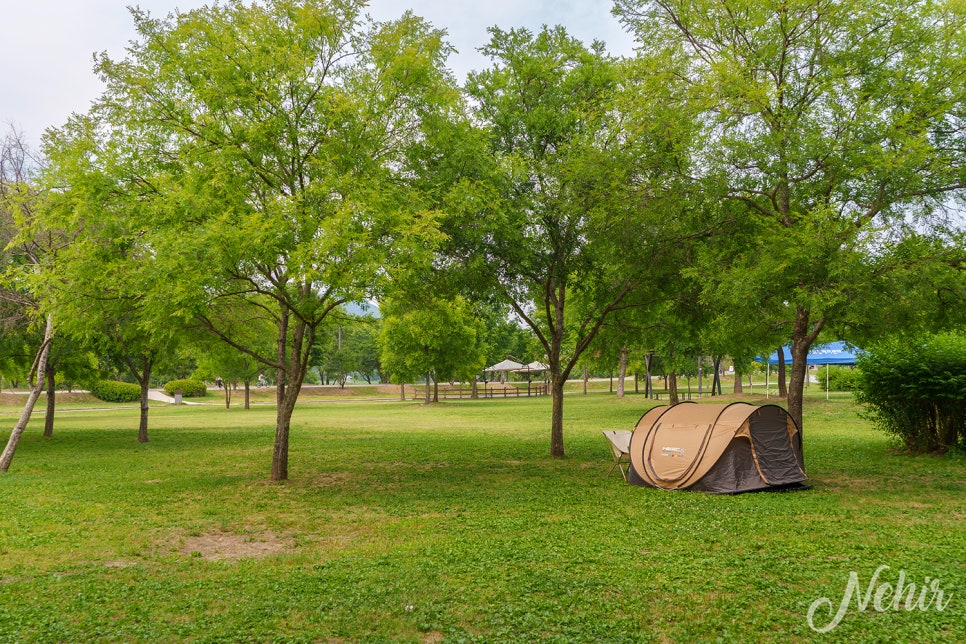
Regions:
[[855, 332, 966, 453], [163, 379, 208, 398], [815, 366, 859, 391], [88, 380, 141, 403]]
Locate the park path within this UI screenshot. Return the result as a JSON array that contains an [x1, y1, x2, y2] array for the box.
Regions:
[[146, 389, 208, 405], [147, 389, 175, 403]]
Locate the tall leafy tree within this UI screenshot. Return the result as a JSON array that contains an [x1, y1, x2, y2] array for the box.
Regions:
[[313, 312, 381, 386], [187, 319, 269, 409], [836, 228, 966, 343], [457, 26, 694, 457], [60, 0, 455, 480], [38, 115, 185, 445], [0, 127, 61, 471], [616, 0, 966, 429], [379, 295, 486, 402], [41, 338, 98, 437]]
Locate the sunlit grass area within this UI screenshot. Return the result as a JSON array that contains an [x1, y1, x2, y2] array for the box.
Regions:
[[0, 392, 962, 642]]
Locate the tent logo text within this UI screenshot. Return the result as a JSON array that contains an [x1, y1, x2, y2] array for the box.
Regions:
[[660, 447, 686, 458], [807, 565, 953, 633]]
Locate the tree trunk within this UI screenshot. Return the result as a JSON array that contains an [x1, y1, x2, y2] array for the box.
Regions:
[[471, 378, 478, 399], [271, 384, 300, 481], [244, 380, 250, 410], [667, 344, 678, 404], [43, 362, 56, 438], [0, 315, 54, 472], [433, 374, 439, 403], [617, 346, 628, 398], [550, 373, 566, 458], [400, 383, 406, 401], [645, 353, 653, 398], [276, 310, 289, 410], [788, 307, 824, 442], [138, 366, 150, 444], [697, 355, 704, 396], [711, 356, 722, 396], [734, 367, 743, 394], [224, 383, 231, 409], [582, 365, 588, 395], [777, 347, 788, 398], [424, 372, 431, 404], [269, 312, 317, 482], [668, 372, 679, 405]]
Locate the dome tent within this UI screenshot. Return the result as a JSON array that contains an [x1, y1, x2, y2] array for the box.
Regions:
[[627, 402, 807, 494]]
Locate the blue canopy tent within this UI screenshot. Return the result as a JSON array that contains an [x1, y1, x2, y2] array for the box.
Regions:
[[766, 341, 859, 366], [763, 342, 860, 399]]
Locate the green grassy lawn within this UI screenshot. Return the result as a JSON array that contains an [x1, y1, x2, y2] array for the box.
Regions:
[[0, 392, 962, 642]]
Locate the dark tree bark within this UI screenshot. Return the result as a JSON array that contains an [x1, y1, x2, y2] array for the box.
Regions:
[[136, 357, 152, 444], [43, 362, 55, 437], [711, 356, 722, 396], [787, 307, 824, 439], [616, 346, 627, 398], [645, 353, 653, 398], [550, 374, 566, 457], [272, 385, 299, 481], [698, 355, 704, 396], [777, 347, 788, 398], [668, 372, 679, 405]]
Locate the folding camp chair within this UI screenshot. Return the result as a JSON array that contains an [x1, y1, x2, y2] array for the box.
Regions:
[[602, 430, 632, 481]]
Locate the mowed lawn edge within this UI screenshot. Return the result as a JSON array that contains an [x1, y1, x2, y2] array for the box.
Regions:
[[0, 393, 962, 643]]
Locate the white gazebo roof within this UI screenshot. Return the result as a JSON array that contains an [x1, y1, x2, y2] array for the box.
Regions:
[[484, 359, 524, 372]]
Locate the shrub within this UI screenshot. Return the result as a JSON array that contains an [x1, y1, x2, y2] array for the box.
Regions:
[[815, 366, 859, 391], [88, 380, 141, 403], [855, 332, 966, 453], [163, 379, 208, 398]]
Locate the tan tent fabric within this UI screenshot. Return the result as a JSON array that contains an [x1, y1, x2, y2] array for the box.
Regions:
[[627, 402, 807, 494]]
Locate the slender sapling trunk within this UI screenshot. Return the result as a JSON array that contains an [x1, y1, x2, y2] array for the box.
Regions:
[[0, 315, 54, 471]]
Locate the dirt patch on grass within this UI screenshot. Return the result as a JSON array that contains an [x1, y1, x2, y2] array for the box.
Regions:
[[180, 530, 295, 561]]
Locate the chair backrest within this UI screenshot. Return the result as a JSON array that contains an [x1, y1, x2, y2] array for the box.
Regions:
[[602, 430, 632, 458]]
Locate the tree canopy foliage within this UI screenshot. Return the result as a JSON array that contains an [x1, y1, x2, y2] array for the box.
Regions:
[[452, 25, 696, 456], [856, 331, 966, 453], [37, 0, 459, 479], [615, 0, 966, 430], [0, 0, 963, 476]]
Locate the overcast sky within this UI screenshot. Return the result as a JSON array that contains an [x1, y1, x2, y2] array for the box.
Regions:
[[1, 1, 637, 150]]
